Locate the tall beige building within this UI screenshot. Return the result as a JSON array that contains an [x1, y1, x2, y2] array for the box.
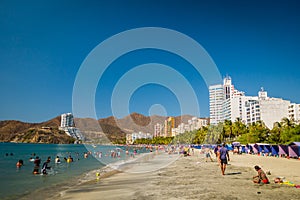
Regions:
[[164, 117, 175, 137]]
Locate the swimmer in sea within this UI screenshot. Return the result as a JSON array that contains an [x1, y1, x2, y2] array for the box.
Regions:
[[55, 156, 61, 164], [16, 160, 24, 167], [33, 156, 41, 174], [41, 158, 51, 175]]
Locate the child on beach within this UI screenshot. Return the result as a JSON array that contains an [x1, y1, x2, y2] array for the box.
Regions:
[[204, 148, 213, 162], [253, 165, 269, 184]]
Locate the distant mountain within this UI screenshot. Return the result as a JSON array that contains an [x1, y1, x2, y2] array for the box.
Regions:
[[0, 113, 198, 144], [0, 116, 75, 143]]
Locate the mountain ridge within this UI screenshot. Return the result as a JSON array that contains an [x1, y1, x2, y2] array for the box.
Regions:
[[0, 113, 202, 143]]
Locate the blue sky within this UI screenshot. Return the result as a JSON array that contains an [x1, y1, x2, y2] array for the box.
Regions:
[[1, 0, 300, 122]]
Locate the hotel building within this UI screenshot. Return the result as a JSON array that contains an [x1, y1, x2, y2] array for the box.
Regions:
[[288, 103, 300, 123], [209, 76, 295, 129], [59, 113, 83, 140]]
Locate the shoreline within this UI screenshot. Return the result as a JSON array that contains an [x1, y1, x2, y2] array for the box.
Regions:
[[48, 150, 300, 200]]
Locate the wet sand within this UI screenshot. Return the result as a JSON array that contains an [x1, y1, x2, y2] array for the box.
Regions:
[[51, 150, 300, 200]]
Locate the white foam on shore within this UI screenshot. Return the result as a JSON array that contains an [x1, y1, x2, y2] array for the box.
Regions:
[[73, 150, 181, 186]]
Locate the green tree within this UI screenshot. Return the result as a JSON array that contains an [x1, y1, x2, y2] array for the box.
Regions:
[[223, 120, 233, 140], [247, 121, 269, 143], [232, 118, 247, 138], [268, 121, 282, 144]]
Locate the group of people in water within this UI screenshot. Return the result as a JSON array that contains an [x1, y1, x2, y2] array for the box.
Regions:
[[15, 153, 81, 175], [14, 147, 136, 175]]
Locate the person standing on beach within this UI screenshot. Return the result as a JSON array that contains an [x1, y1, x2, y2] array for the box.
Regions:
[[218, 143, 230, 175], [204, 147, 213, 162]]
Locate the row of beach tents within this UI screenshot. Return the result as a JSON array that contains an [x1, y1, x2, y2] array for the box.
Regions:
[[193, 142, 300, 158]]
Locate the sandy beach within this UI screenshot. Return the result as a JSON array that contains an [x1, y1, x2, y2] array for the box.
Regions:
[[49, 150, 300, 200]]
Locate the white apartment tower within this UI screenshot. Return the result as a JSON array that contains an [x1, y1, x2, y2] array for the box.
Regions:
[[209, 76, 293, 129], [60, 113, 83, 140], [288, 103, 300, 123], [209, 84, 224, 125], [60, 113, 74, 127], [210, 76, 245, 125], [154, 123, 163, 137]]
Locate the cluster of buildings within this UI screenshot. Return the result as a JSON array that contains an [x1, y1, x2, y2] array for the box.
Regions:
[[172, 117, 209, 135], [126, 132, 153, 145], [154, 117, 209, 138], [59, 113, 83, 140], [126, 116, 209, 144], [209, 76, 300, 129]]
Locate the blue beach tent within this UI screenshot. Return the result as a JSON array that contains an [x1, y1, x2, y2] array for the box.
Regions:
[[263, 144, 271, 154], [271, 145, 279, 156], [226, 144, 233, 151], [241, 145, 246, 153]]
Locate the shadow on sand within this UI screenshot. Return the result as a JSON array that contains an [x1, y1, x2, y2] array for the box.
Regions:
[[226, 172, 242, 175]]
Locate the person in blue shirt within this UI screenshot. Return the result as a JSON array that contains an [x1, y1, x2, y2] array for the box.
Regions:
[[218, 143, 230, 175]]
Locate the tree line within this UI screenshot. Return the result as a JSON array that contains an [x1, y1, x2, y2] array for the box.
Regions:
[[133, 117, 300, 145]]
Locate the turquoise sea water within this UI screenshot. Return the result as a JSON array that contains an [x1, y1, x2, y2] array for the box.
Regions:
[[0, 143, 148, 200]]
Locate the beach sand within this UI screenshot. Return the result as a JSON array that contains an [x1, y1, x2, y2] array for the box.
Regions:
[[50, 150, 300, 200]]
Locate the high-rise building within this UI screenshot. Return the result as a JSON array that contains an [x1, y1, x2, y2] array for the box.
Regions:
[[209, 76, 294, 129], [154, 123, 163, 137], [210, 76, 245, 125], [164, 117, 175, 137], [60, 113, 74, 127], [258, 97, 290, 129], [59, 113, 82, 140], [288, 103, 300, 123], [209, 84, 224, 125]]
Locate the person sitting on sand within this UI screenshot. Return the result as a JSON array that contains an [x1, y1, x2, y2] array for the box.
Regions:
[[253, 165, 269, 184]]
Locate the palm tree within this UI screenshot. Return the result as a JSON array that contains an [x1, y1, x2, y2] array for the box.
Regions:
[[281, 117, 294, 129], [223, 120, 233, 140], [232, 118, 247, 138]]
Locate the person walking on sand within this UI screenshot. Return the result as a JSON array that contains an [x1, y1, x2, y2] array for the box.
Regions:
[[218, 143, 230, 175]]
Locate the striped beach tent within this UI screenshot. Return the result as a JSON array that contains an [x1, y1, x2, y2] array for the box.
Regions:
[[254, 143, 270, 154], [251, 144, 259, 154], [278, 144, 288, 156], [263, 144, 271, 154], [288, 142, 300, 158], [271, 145, 279, 156]]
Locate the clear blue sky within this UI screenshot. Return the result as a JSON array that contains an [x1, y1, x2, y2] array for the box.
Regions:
[[1, 0, 300, 122]]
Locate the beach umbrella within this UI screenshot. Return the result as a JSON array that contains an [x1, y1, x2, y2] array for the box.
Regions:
[[232, 142, 240, 147]]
